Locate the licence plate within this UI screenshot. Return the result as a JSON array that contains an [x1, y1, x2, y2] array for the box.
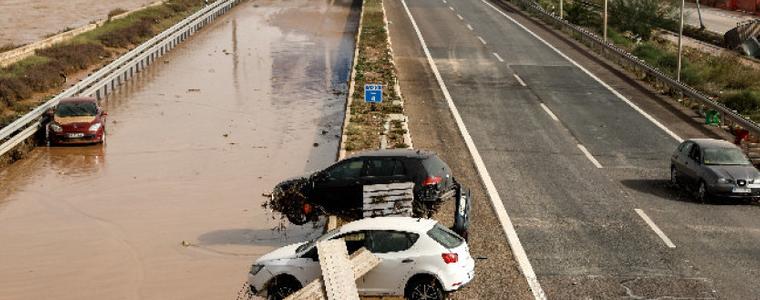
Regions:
[[733, 187, 751, 193], [67, 133, 84, 138]]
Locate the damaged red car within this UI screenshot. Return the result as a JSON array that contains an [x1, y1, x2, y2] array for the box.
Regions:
[[47, 97, 107, 145]]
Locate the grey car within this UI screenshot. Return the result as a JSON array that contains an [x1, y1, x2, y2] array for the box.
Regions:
[[671, 138, 760, 202]]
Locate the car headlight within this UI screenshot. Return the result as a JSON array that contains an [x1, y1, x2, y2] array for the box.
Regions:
[[717, 178, 733, 184], [250, 264, 264, 275], [50, 123, 62, 133], [88, 123, 102, 132]]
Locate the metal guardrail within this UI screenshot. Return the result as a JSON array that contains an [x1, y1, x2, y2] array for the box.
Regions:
[[502, 0, 760, 139], [0, 0, 241, 158]]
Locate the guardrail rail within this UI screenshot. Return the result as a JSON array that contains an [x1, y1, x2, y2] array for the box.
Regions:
[[499, 0, 760, 141], [0, 0, 241, 159]]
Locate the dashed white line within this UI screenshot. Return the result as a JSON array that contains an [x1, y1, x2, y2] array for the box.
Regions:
[[577, 144, 603, 168], [539, 103, 560, 121], [466, 24, 474, 30], [477, 36, 487, 45], [481, 0, 683, 143], [457, 14, 463, 20], [442, 0, 447, 3], [399, 0, 546, 299], [492, 52, 504, 62], [449, 6, 454, 11], [634, 209, 677, 248], [513, 74, 527, 87]]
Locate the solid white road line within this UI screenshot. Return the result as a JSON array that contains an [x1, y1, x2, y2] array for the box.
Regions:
[[492, 52, 504, 62], [480, 0, 684, 143], [467, 24, 474, 30], [539, 103, 559, 121], [634, 209, 677, 248], [399, 0, 547, 299], [457, 14, 464, 20], [577, 144, 603, 168], [477, 36, 487, 45], [513, 74, 527, 87]]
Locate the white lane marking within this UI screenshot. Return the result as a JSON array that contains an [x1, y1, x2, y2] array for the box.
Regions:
[[635, 209, 677, 248], [577, 144, 603, 168], [513, 74, 527, 87], [477, 36, 487, 45], [481, 0, 683, 143], [442, 0, 446, 3], [399, 0, 547, 299], [492, 52, 504, 62], [449, 5, 454, 11], [457, 14, 464, 20], [540, 103, 559, 121], [466, 24, 474, 30]]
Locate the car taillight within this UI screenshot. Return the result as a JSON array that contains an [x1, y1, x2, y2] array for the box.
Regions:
[[442, 253, 458, 264], [303, 203, 313, 215], [423, 176, 442, 186]]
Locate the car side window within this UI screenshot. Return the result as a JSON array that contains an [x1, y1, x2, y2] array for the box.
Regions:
[[325, 160, 364, 179], [332, 231, 367, 255], [364, 159, 405, 177], [689, 145, 701, 162], [301, 246, 318, 260], [367, 230, 419, 253]]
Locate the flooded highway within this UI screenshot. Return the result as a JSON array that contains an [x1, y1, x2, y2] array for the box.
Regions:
[[0, 0, 359, 299]]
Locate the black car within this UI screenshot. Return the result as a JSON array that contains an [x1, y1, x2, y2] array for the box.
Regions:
[[272, 149, 458, 225], [671, 138, 760, 202]]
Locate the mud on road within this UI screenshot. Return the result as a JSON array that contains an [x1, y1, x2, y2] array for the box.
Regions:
[[0, 0, 360, 299]]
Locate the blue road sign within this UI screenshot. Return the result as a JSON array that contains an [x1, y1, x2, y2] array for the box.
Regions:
[[364, 84, 383, 103]]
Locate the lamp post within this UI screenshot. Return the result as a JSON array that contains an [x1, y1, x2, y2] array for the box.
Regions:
[[603, 0, 608, 42], [677, 0, 685, 82]]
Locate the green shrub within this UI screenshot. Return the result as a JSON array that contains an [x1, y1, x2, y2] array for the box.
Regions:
[[632, 43, 665, 64], [0, 77, 32, 106], [565, 1, 599, 27], [609, 0, 676, 40], [21, 61, 65, 92], [97, 18, 154, 48], [36, 43, 107, 72], [723, 91, 760, 115]]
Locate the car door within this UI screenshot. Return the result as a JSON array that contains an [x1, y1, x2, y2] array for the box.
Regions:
[[293, 247, 323, 285], [358, 230, 420, 295], [312, 158, 365, 212], [672, 141, 692, 174], [683, 144, 702, 184]]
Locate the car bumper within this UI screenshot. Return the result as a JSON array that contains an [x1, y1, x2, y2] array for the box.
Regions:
[[440, 258, 475, 292], [51, 133, 102, 144], [707, 184, 760, 198]]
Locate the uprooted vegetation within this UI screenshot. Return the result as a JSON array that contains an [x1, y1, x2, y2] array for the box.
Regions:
[[0, 0, 206, 128], [344, 0, 406, 152]]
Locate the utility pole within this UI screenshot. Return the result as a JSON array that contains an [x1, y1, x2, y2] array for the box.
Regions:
[[695, 0, 705, 30], [560, 0, 563, 19], [677, 0, 685, 82], [603, 0, 608, 42]]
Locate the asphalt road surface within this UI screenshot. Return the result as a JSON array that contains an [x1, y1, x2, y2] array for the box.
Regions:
[[0, 0, 359, 299], [387, 0, 760, 298]]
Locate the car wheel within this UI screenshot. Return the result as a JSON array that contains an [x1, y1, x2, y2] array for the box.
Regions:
[[266, 276, 301, 300], [405, 276, 444, 300], [670, 166, 678, 186], [696, 181, 709, 203]]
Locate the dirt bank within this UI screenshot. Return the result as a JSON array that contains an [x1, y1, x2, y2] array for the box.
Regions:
[[0, 0, 359, 299]]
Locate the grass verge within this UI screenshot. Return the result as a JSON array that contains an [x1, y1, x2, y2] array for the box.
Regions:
[[0, 0, 207, 129], [344, 0, 406, 152]]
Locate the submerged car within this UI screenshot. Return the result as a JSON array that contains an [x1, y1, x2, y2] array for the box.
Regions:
[[272, 149, 458, 224], [246, 217, 474, 300], [671, 138, 760, 202], [47, 97, 107, 145]]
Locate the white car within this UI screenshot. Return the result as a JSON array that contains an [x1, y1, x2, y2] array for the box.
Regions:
[[247, 217, 475, 300]]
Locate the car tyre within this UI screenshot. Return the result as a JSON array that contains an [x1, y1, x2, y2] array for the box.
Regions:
[[405, 276, 444, 300], [696, 181, 709, 203], [266, 276, 301, 300]]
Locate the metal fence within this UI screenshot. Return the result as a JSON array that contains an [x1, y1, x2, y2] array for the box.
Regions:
[[501, 0, 760, 139], [0, 0, 241, 158]]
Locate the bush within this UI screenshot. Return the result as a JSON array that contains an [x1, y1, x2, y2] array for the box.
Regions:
[[36, 43, 107, 72], [21, 61, 65, 92], [97, 18, 154, 48], [0, 77, 32, 106], [723, 91, 760, 115], [632, 43, 666, 64], [565, 1, 599, 27], [609, 0, 676, 40]]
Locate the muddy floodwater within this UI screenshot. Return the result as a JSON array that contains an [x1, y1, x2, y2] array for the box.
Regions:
[[0, 0, 359, 299], [0, 0, 157, 46]]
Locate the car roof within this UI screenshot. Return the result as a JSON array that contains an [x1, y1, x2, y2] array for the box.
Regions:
[[59, 97, 97, 104], [339, 217, 437, 234], [350, 149, 435, 159], [687, 138, 738, 149]]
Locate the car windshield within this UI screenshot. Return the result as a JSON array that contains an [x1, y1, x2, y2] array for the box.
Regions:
[[56, 102, 98, 117], [296, 228, 339, 253], [427, 223, 463, 249], [703, 148, 751, 166]]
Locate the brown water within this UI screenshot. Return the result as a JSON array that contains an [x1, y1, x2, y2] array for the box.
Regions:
[[0, 0, 158, 46], [0, 0, 359, 298]]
